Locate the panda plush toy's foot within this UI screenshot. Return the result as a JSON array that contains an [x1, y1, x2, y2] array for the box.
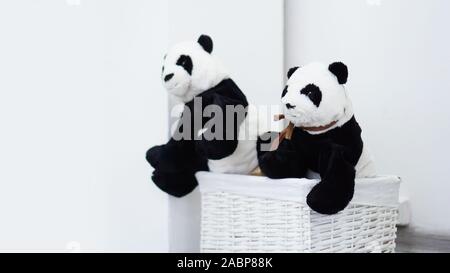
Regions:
[[146, 139, 208, 197], [146, 139, 200, 172], [151, 169, 198, 198], [146, 145, 164, 169]]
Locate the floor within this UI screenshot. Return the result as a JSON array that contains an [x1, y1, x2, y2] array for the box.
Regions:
[[395, 227, 450, 253]]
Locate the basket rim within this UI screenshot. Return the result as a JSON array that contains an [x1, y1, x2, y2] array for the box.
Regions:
[[196, 172, 401, 207]]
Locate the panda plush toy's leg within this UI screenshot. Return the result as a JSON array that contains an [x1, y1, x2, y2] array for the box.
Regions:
[[146, 138, 193, 171], [306, 146, 356, 215], [146, 138, 208, 197], [257, 132, 307, 179]]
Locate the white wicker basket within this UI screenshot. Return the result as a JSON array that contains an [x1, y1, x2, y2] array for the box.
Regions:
[[197, 172, 400, 253]]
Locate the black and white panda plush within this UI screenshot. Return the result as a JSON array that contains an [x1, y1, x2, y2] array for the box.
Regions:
[[258, 62, 375, 214], [146, 35, 258, 197]]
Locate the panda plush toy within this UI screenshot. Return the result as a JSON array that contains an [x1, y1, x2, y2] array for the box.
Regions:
[[146, 35, 258, 197], [258, 62, 375, 214]]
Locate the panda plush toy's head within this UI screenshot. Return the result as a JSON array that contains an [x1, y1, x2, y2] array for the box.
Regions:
[[161, 34, 229, 103], [281, 62, 354, 134]]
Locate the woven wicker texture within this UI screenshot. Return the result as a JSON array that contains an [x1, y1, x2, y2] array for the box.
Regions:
[[199, 174, 399, 253]]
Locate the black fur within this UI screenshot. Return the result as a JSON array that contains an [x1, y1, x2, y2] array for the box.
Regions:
[[176, 55, 193, 75], [285, 103, 296, 109], [164, 73, 174, 82], [328, 62, 348, 84], [281, 86, 288, 98], [256, 131, 279, 159], [198, 34, 213, 53], [287, 66, 299, 79], [146, 138, 208, 197], [258, 117, 363, 214], [257, 134, 308, 179], [300, 84, 322, 107], [146, 79, 248, 197]]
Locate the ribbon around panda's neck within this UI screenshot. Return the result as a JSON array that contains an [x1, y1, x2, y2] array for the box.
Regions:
[[271, 114, 337, 150], [301, 120, 338, 132]]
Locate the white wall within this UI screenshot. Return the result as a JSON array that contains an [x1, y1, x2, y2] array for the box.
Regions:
[[167, 0, 285, 252], [0, 0, 169, 252], [286, 0, 450, 235]]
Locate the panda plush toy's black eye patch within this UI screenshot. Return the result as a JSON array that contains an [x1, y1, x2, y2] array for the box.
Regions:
[[300, 84, 322, 107], [176, 55, 193, 75]]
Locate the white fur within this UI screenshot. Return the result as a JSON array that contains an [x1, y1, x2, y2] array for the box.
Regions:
[[208, 111, 259, 174], [283, 62, 376, 177], [162, 40, 229, 103], [355, 146, 376, 178]]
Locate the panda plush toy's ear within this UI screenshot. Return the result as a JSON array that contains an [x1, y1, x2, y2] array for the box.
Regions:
[[287, 66, 299, 79], [328, 62, 348, 84], [198, 34, 213, 54]]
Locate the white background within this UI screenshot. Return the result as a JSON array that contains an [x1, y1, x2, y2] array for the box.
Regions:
[[0, 0, 169, 252], [286, 0, 450, 235]]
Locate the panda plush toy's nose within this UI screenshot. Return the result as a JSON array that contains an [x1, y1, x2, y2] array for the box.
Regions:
[[286, 103, 296, 109], [164, 73, 174, 82]]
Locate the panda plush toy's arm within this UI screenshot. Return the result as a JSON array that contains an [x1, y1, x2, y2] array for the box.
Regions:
[[195, 79, 248, 160], [306, 118, 363, 215], [306, 143, 356, 214], [257, 132, 308, 179]]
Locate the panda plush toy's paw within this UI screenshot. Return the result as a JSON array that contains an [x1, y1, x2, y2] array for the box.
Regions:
[[258, 146, 293, 179], [306, 155, 356, 214], [151, 169, 198, 198], [146, 139, 196, 172], [146, 145, 164, 168], [306, 179, 355, 215], [146, 145, 182, 172], [146, 140, 208, 197], [258, 138, 307, 179]]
